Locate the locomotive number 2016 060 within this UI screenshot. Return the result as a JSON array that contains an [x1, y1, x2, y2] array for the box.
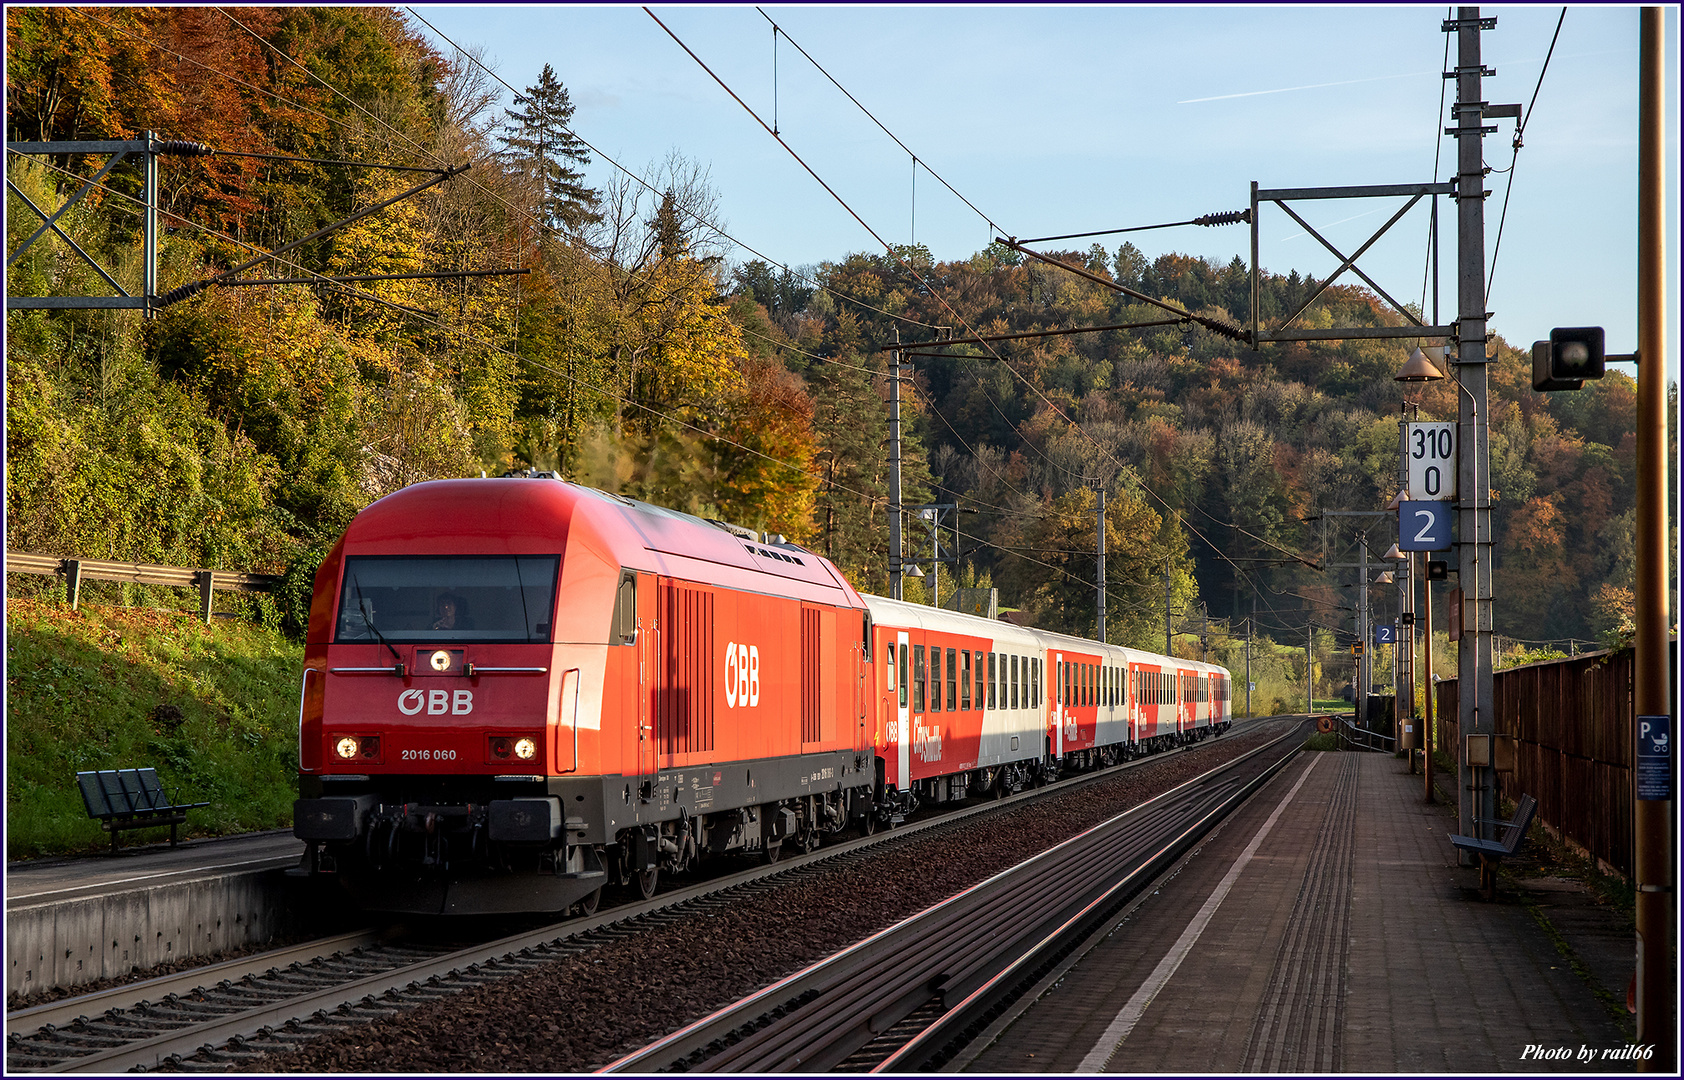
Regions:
[[724, 642, 760, 708]]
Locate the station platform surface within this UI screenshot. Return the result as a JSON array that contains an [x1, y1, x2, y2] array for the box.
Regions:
[[965, 749, 1642, 1074], [6, 829, 303, 909]]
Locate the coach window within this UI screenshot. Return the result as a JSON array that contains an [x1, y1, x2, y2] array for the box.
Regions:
[[987, 652, 997, 709], [886, 643, 895, 691], [897, 644, 908, 710], [946, 648, 958, 711], [914, 645, 927, 713], [930, 648, 942, 713], [1031, 658, 1039, 708], [961, 650, 972, 710], [974, 651, 984, 710], [1005, 655, 1015, 709]]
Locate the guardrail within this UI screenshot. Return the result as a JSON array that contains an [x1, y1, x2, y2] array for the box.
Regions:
[[4, 551, 280, 624]]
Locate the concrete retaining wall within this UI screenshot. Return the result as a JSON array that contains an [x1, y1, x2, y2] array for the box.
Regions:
[[7, 868, 296, 998]]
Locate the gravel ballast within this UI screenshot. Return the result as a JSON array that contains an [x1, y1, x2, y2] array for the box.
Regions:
[[251, 723, 1298, 1073]]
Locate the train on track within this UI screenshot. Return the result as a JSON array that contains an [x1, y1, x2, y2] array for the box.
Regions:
[[291, 475, 1231, 914]]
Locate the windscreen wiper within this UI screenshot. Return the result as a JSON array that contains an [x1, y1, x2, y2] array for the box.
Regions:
[[354, 580, 406, 677]]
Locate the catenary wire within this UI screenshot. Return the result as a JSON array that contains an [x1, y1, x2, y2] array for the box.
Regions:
[[645, 8, 1302, 605], [1485, 7, 1566, 306]]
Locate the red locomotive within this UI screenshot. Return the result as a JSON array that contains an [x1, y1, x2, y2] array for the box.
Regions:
[[292, 476, 1230, 914]]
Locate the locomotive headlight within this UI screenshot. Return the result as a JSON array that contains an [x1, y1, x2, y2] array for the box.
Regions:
[[514, 737, 537, 760], [490, 737, 512, 759], [335, 737, 360, 760], [430, 650, 451, 672]]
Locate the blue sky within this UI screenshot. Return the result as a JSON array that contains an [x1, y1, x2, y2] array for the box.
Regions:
[[408, 4, 1680, 379]]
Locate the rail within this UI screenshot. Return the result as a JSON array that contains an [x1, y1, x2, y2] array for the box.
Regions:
[[5, 551, 280, 623], [600, 724, 1305, 1073]]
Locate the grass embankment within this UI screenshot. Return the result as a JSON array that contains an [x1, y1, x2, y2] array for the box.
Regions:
[[5, 596, 303, 859]]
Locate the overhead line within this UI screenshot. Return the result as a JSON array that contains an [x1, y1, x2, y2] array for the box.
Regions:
[[644, 7, 1305, 602], [1486, 7, 1566, 306], [400, 6, 942, 332], [753, 7, 1004, 239]]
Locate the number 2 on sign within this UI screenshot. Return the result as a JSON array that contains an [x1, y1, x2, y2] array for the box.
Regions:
[[1414, 509, 1437, 543]]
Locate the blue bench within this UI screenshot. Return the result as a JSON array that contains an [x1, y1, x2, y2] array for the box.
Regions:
[[76, 768, 209, 853], [1449, 793, 1537, 900]]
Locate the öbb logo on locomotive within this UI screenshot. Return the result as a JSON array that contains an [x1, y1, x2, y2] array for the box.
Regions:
[[724, 641, 760, 708], [396, 688, 474, 715], [290, 476, 1232, 917]]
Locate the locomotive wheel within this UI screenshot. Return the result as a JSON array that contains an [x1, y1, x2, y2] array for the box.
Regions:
[[763, 839, 783, 864], [634, 866, 658, 899], [576, 886, 602, 917], [861, 811, 877, 836]]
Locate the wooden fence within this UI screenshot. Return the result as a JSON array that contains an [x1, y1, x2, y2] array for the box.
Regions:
[[1434, 642, 1677, 880], [5, 551, 280, 624]]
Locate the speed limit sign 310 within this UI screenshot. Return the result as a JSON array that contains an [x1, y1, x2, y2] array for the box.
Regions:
[[1407, 421, 1457, 500]]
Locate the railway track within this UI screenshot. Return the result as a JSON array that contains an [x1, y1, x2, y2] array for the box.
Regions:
[[601, 723, 1305, 1073], [5, 719, 1298, 1074]]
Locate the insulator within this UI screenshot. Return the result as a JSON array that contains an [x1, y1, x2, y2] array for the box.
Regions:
[[153, 140, 213, 156], [1193, 209, 1250, 227], [156, 281, 207, 307]]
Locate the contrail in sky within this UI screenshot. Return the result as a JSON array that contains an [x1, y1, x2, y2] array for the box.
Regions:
[[1179, 70, 1435, 104]]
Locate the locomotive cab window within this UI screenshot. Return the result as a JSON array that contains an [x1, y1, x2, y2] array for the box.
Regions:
[[614, 571, 637, 643], [336, 555, 559, 643]]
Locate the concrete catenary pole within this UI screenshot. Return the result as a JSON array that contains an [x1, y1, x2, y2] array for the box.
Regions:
[[1451, 6, 1496, 851], [1164, 555, 1172, 656], [1358, 531, 1370, 718], [1306, 623, 1313, 715], [1096, 486, 1107, 643], [1633, 7, 1672, 1070], [1244, 616, 1252, 719], [888, 332, 904, 600]]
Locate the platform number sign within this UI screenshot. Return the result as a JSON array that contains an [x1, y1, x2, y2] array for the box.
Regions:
[[1398, 501, 1452, 551], [1374, 625, 1397, 645], [1406, 421, 1457, 500]]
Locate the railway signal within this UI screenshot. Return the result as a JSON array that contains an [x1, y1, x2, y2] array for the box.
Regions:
[[1531, 326, 1607, 391]]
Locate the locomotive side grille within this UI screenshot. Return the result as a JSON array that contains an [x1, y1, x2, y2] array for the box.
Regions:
[[800, 607, 821, 744], [659, 583, 715, 756]]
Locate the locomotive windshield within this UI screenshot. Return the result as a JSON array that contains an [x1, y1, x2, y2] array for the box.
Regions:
[[335, 555, 560, 643]]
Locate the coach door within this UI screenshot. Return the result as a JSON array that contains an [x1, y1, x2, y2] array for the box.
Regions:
[[896, 631, 911, 788], [1052, 652, 1064, 759]]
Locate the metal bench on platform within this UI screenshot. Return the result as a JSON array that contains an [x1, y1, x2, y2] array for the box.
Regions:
[[1449, 792, 1537, 900], [76, 768, 210, 853]]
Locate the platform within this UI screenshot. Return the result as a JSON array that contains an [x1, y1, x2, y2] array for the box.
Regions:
[[964, 749, 1641, 1073], [6, 830, 306, 999]]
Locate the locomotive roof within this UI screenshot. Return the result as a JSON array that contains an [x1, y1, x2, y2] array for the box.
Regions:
[[343, 477, 863, 606]]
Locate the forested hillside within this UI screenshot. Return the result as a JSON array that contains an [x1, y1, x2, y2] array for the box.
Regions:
[[7, 7, 1666, 703]]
